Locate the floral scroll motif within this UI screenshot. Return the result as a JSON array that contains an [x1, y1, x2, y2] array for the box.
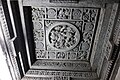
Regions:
[[57, 8, 71, 19], [48, 22, 80, 51], [32, 7, 45, 21], [82, 9, 98, 22]]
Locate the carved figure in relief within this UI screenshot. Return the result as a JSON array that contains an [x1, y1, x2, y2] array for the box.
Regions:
[[82, 9, 90, 22], [77, 51, 87, 60], [90, 9, 97, 22], [36, 50, 46, 58], [34, 30, 44, 41], [57, 8, 71, 19], [75, 21, 83, 30], [56, 52, 66, 59], [45, 20, 55, 28], [83, 32, 92, 42]]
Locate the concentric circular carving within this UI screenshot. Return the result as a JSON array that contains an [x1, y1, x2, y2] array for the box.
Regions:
[[73, 9, 82, 19], [47, 8, 56, 18], [35, 42, 44, 49], [47, 22, 80, 51], [33, 21, 43, 29], [84, 23, 94, 31]]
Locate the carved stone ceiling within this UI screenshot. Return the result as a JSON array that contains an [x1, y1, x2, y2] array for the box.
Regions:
[[32, 7, 99, 61], [1, 0, 120, 79]]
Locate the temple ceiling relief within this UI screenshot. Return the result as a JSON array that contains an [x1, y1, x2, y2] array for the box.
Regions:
[[32, 7, 100, 61]]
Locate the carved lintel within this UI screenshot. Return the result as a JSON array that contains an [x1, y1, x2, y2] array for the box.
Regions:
[[31, 60, 91, 71], [26, 70, 97, 78], [22, 76, 70, 80], [22, 76, 99, 80]]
